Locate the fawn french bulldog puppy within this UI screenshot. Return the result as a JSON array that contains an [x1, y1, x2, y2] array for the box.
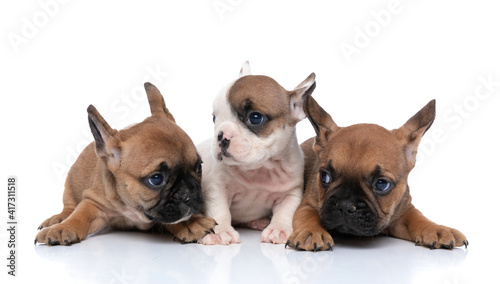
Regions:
[[287, 96, 468, 251], [199, 62, 316, 245], [35, 83, 216, 246]]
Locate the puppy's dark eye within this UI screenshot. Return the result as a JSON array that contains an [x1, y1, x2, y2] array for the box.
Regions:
[[148, 173, 166, 188], [248, 112, 264, 125], [373, 178, 392, 193], [196, 161, 202, 175], [212, 115, 216, 123], [320, 170, 332, 185]]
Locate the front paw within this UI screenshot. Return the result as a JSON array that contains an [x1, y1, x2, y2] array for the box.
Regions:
[[286, 227, 333, 252], [37, 209, 73, 230], [35, 223, 83, 246], [261, 223, 292, 244], [170, 215, 217, 243], [414, 224, 468, 249], [38, 214, 66, 230], [201, 224, 240, 245]]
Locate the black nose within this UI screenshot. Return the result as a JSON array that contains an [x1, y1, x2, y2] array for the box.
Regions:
[[336, 200, 367, 214], [218, 131, 230, 150], [173, 189, 192, 204]]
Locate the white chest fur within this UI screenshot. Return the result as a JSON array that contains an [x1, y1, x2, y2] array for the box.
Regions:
[[225, 161, 303, 223]]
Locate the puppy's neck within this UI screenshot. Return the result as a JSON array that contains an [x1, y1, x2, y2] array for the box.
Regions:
[[272, 128, 301, 161]]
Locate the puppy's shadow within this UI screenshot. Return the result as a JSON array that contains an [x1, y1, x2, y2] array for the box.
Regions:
[[261, 235, 468, 283], [34, 228, 201, 283], [260, 241, 335, 283], [34, 228, 249, 283], [34, 227, 172, 253], [335, 235, 468, 266], [332, 235, 383, 249]]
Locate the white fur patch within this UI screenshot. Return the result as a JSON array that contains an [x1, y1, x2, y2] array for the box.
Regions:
[[199, 79, 306, 245]]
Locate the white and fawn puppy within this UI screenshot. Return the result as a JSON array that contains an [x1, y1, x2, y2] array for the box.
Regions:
[[198, 62, 316, 245]]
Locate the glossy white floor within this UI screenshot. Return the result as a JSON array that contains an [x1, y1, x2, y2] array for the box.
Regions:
[[22, 226, 487, 284]]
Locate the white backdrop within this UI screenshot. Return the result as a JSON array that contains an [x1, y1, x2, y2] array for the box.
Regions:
[[1, 0, 499, 282]]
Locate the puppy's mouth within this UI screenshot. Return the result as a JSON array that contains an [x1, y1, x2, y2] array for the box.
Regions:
[[217, 148, 233, 161], [144, 209, 192, 225], [143, 182, 204, 224], [320, 198, 379, 236]]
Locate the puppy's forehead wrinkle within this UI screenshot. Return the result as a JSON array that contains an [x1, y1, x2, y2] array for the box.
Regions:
[[372, 165, 381, 175], [147, 162, 170, 175], [326, 124, 404, 175], [243, 98, 253, 114]]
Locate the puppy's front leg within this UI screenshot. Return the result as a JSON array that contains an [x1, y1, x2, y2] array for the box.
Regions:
[[261, 192, 302, 244], [201, 186, 240, 245], [35, 199, 107, 246], [286, 200, 333, 251], [387, 205, 468, 249]]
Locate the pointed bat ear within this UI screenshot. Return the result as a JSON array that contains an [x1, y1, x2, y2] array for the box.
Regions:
[[393, 99, 436, 169], [289, 72, 316, 123], [303, 95, 339, 154], [144, 82, 176, 122], [239, 60, 251, 77], [87, 105, 121, 167]]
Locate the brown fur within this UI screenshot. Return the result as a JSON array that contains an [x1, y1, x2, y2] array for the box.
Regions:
[[227, 74, 315, 137], [35, 83, 215, 246], [287, 96, 468, 251]]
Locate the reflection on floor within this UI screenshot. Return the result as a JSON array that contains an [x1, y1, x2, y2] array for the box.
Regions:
[[32, 228, 470, 283]]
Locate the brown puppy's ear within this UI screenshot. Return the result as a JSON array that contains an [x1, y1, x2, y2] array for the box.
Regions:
[[303, 95, 338, 153], [394, 99, 436, 169], [289, 72, 316, 123], [239, 60, 251, 77], [144, 82, 176, 122], [87, 105, 121, 168]]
